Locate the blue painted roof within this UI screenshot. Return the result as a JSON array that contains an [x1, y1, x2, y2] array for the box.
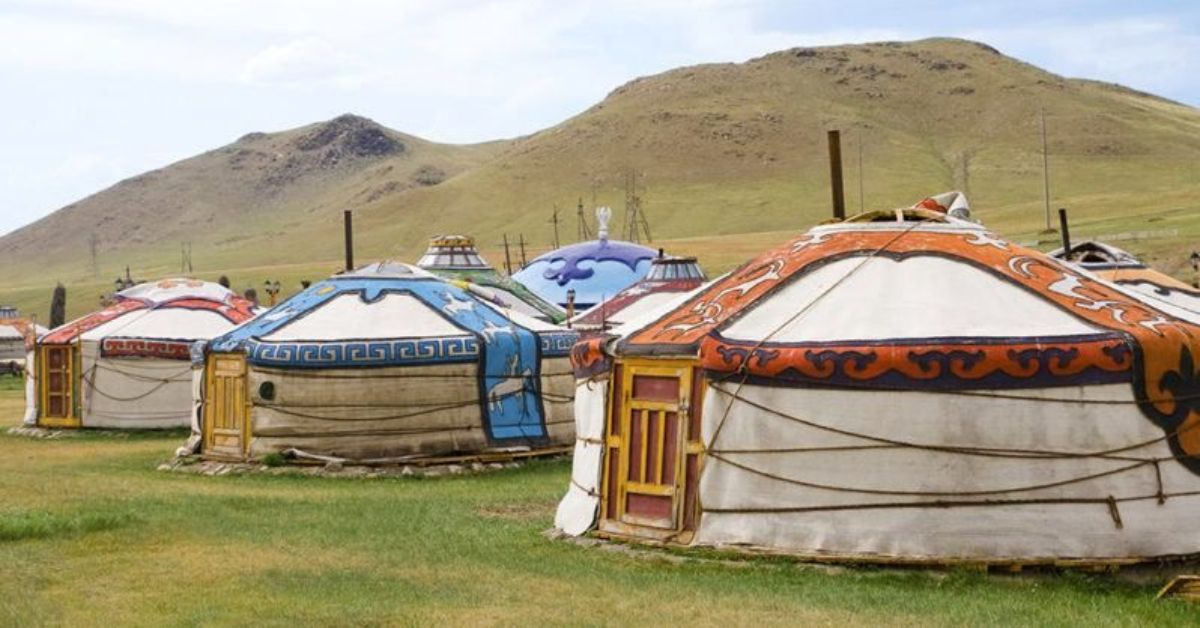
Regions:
[[206, 263, 577, 442], [512, 238, 656, 309]]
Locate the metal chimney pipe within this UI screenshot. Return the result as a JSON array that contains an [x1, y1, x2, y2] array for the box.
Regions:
[[1058, 208, 1071, 256], [828, 130, 846, 220]]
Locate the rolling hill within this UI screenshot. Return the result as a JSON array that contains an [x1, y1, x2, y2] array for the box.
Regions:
[[3, 37, 1199, 320]]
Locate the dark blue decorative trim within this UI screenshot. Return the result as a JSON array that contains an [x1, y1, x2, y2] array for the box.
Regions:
[[245, 336, 479, 368], [539, 331, 579, 358]]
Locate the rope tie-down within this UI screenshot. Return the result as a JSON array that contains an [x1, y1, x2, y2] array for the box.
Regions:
[[701, 383, 1200, 527]]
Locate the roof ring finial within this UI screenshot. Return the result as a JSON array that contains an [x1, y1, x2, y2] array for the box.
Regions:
[[596, 206, 612, 241]]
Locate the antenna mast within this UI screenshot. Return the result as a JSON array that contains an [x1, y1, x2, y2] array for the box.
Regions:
[[622, 170, 652, 243], [180, 241, 193, 275], [576, 197, 593, 242], [549, 204, 561, 249]]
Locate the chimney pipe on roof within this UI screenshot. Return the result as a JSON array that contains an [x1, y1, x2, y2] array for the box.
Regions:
[[828, 130, 846, 221], [1058, 208, 1071, 257]]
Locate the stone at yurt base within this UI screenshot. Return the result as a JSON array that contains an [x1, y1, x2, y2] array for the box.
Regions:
[[556, 193, 1200, 566]]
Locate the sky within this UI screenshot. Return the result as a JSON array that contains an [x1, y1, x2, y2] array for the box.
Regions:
[[1, 0, 1197, 236]]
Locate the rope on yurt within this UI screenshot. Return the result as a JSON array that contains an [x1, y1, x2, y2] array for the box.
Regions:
[[701, 489, 1200, 515], [257, 387, 571, 422], [704, 373, 1200, 407], [82, 365, 184, 402], [708, 384, 1172, 462], [93, 362, 192, 383], [705, 449, 1155, 498], [703, 218, 937, 456], [245, 369, 576, 380], [255, 418, 577, 439], [571, 478, 601, 497], [698, 384, 1200, 522]]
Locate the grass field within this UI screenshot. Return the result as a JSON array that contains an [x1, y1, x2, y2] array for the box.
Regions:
[[1, 385, 1198, 626]]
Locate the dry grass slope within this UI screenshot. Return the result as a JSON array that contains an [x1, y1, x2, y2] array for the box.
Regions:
[[2, 38, 1199, 320]]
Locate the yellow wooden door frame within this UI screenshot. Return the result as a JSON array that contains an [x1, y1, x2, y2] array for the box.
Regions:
[[201, 353, 251, 460], [601, 358, 693, 536], [38, 344, 81, 428]]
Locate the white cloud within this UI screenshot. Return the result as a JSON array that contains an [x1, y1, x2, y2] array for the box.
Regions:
[[241, 37, 366, 86], [959, 17, 1200, 102]]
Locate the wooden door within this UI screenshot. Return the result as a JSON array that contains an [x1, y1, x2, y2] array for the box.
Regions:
[[601, 360, 702, 540], [202, 353, 250, 459], [39, 345, 80, 428]]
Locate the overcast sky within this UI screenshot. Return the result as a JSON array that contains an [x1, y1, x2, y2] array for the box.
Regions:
[[1, 0, 1197, 236]]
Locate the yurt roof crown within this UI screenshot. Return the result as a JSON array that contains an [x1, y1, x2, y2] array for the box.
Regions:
[[416, 235, 492, 271]]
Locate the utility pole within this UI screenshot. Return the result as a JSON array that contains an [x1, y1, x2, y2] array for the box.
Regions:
[[576, 197, 593, 242], [89, 232, 99, 279], [180, 241, 193, 275], [518, 233, 527, 268], [502, 233, 513, 275], [343, 210, 354, 271], [857, 136, 865, 213], [622, 170, 652, 244], [549, 205, 561, 249], [1040, 107, 1052, 231]]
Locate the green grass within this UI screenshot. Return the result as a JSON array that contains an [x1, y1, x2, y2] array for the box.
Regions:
[[1, 387, 1197, 625]]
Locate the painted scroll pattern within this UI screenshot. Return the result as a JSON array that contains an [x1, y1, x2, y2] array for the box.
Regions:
[[101, 337, 194, 360], [704, 334, 1132, 390]]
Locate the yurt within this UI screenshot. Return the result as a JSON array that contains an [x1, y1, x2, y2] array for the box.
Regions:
[[2, 315, 46, 426], [416, 234, 566, 323], [33, 279, 257, 429], [0, 314, 44, 373], [188, 261, 578, 462], [512, 208, 656, 311], [571, 255, 707, 331], [556, 200, 1200, 565], [1051, 240, 1200, 315]]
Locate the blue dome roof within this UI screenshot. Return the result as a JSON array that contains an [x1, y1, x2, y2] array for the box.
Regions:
[[207, 263, 578, 442], [512, 238, 656, 309]]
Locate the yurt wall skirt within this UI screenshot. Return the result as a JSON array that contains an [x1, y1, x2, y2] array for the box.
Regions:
[[557, 210, 1200, 566], [193, 263, 578, 463], [34, 279, 257, 429]]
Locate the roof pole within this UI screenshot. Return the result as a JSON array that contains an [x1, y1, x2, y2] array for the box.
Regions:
[[343, 210, 354, 272], [828, 130, 846, 221]]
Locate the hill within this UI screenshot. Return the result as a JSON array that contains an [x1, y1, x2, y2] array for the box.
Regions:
[[3, 37, 1199, 320]]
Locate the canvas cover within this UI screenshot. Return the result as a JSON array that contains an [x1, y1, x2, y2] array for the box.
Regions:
[[561, 203, 1200, 563], [1051, 241, 1200, 316], [38, 279, 257, 428], [572, 256, 706, 330], [201, 262, 578, 460]]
